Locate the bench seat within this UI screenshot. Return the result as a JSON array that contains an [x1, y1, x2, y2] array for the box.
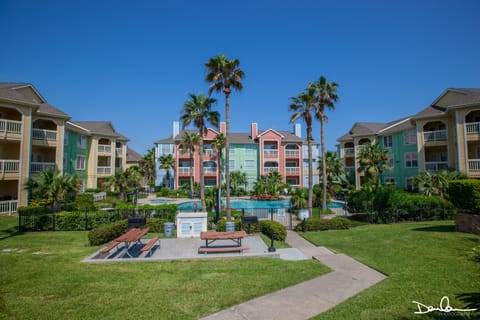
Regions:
[[198, 246, 249, 254], [100, 241, 119, 254], [141, 237, 159, 256]]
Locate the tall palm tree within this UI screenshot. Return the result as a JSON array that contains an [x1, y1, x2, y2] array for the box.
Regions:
[[179, 132, 199, 198], [289, 87, 316, 217], [310, 76, 339, 211], [103, 167, 141, 201], [212, 133, 226, 190], [159, 154, 175, 189], [25, 168, 79, 212], [318, 151, 344, 197], [139, 148, 156, 189], [230, 170, 247, 195], [180, 93, 220, 211], [205, 54, 245, 220], [357, 142, 391, 187]]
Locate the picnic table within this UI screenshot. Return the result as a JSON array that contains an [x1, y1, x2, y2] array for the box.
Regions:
[[198, 231, 248, 254], [113, 228, 149, 258]]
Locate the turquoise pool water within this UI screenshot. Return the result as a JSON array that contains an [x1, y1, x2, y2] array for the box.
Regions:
[[176, 199, 343, 211], [152, 199, 172, 205]]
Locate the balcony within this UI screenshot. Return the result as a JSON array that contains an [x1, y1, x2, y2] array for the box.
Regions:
[[263, 167, 279, 174], [285, 167, 300, 175], [0, 160, 20, 173], [263, 149, 278, 158], [98, 145, 112, 154], [203, 149, 217, 156], [116, 148, 123, 155], [0, 200, 17, 215], [178, 151, 190, 158], [97, 166, 112, 175], [32, 128, 57, 140], [285, 150, 300, 158], [344, 148, 355, 156], [423, 130, 447, 142], [30, 162, 57, 173], [203, 167, 217, 175], [0, 119, 22, 136], [466, 122, 480, 134], [178, 167, 191, 176], [425, 161, 449, 172]]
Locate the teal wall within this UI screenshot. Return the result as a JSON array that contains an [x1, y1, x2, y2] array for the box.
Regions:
[[229, 143, 259, 190], [63, 129, 90, 181], [379, 130, 418, 189]]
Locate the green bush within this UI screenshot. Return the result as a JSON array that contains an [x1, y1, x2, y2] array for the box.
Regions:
[[259, 220, 287, 241], [215, 219, 241, 231], [295, 217, 350, 232], [75, 193, 96, 212], [447, 180, 480, 213], [145, 218, 168, 233], [53, 211, 123, 231], [88, 220, 128, 246]]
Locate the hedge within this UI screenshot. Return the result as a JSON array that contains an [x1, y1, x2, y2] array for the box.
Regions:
[[295, 217, 351, 232], [88, 219, 128, 246], [259, 220, 287, 241], [447, 180, 480, 213]]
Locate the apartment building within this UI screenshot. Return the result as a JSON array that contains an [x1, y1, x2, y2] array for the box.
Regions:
[[337, 88, 480, 190], [0, 82, 130, 213], [154, 121, 315, 190]]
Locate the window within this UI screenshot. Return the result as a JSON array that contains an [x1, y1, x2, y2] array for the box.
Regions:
[[76, 155, 86, 170], [384, 177, 395, 185], [387, 153, 394, 168], [64, 131, 68, 146], [405, 152, 418, 168], [229, 145, 235, 154], [404, 130, 417, 145], [245, 145, 256, 155], [244, 160, 255, 169], [383, 135, 393, 148], [406, 177, 415, 191], [77, 135, 87, 149], [229, 160, 235, 170]]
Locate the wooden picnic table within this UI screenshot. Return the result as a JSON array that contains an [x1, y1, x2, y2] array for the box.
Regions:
[[199, 231, 248, 254], [115, 228, 149, 258]]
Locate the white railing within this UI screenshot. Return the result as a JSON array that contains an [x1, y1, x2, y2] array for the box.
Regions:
[[30, 162, 57, 173], [423, 130, 447, 142], [178, 167, 191, 175], [263, 167, 279, 174], [425, 161, 449, 172], [178, 151, 190, 157], [0, 200, 17, 215], [264, 149, 278, 157], [468, 160, 480, 171], [0, 119, 22, 134], [93, 192, 107, 202], [285, 167, 300, 175], [344, 148, 355, 156], [203, 167, 217, 174], [116, 148, 123, 155], [32, 128, 57, 140], [97, 166, 112, 174], [0, 160, 20, 173], [285, 150, 300, 157], [98, 145, 112, 153], [466, 122, 480, 134], [203, 149, 217, 156]]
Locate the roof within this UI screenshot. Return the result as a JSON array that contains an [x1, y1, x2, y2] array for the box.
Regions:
[[74, 121, 129, 141], [127, 147, 143, 163], [337, 118, 414, 141]]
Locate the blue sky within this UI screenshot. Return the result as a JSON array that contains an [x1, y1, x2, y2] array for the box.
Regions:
[[1, 0, 479, 155]]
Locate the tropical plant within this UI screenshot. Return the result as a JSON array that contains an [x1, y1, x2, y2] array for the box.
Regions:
[[158, 153, 175, 189], [289, 87, 316, 217], [230, 170, 248, 195], [180, 93, 220, 211], [413, 170, 466, 198], [205, 54, 245, 220], [309, 76, 339, 210], [318, 151, 345, 197], [290, 187, 308, 210], [179, 132, 200, 198], [357, 142, 391, 187], [213, 133, 226, 190], [25, 168, 79, 212], [252, 171, 284, 197], [103, 167, 142, 201], [138, 148, 156, 189]]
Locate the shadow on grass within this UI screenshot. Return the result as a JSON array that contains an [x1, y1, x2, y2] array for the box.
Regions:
[[412, 225, 456, 233], [0, 225, 23, 241]]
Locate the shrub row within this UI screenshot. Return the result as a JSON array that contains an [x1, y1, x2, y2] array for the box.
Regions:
[[447, 180, 480, 214], [295, 217, 350, 232], [88, 220, 128, 246], [215, 219, 287, 241]]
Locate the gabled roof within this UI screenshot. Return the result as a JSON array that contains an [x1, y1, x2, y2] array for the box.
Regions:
[[378, 117, 414, 135], [127, 147, 143, 163], [258, 128, 285, 138], [74, 121, 129, 141]]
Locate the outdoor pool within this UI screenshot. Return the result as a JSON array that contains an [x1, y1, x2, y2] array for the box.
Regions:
[[152, 199, 173, 205], [176, 199, 343, 211]]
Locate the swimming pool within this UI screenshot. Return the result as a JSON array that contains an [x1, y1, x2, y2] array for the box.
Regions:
[[152, 199, 173, 205], [176, 199, 342, 211]]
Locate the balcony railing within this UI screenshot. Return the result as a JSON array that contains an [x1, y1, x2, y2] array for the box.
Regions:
[[98, 145, 112, 153], [468, 160, 480, 171], [285, 167, 300, 175], [425, 161, 449, 172], [0, 200, 17, 215], [263, 167, 279, 174], [466, 122, 480, 134], [203, 149, 217, 156], [0, 119, 22, 134], [32, 128, 57, 140], [178, 151, 190, 158], [0, 160, 20, 173], [116, 148, 123, 155], [344, 148, 355, 156], [285, 150, 300, 157], [423, 130, 447, 142], [178, 167, 191, 175], [264, 149, 278, 157], [203, 167, 217, 174], [30, 162, 57, 173], [97, 166, 112, 175]]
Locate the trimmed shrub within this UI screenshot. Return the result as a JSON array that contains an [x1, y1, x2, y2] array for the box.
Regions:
[[295, 217, 351, 232], [145, 218, 167, 233], [88, 220, 128, 246], [75, 193, 96, 212], [216, 219, 241, 231], [259, 220, 287, 241], [447, 180, 480, 213]]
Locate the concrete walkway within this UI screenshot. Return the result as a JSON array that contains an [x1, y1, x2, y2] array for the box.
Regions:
[[200, 230, 386, 320]]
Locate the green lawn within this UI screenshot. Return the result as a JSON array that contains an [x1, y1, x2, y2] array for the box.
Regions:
[[302, 221, 480, 319], [0, 216, 328, 320]]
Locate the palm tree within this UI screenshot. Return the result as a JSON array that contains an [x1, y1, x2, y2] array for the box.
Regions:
[[318, 151, 344, 197], [289, 87, 316, 217], [230, 170, 247, 195], [267, 171, 284, 196], [180, 93, 220, 211], [357, 142, 391, 187], [179, 132, 200, 198], [25, 168, 79, 212], [413, 170, 466, 198], [213, 133, 226, 190], [104, 167, 142, 201], [310, 76, 339, 211], [205, 54, 245, 220], [159, 154, 175, 189], [290, 187, 308, 210], [139, 148, 156, 189]]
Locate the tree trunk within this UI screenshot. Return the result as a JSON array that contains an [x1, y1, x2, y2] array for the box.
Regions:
[[225, 92, 231, 220], [199, 131, 206, 211], [320, 115, 327, 211], [307, 125, 313, 218], [189, 154, 194, 198]]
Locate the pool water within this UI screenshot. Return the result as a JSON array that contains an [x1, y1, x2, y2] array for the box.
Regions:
[[176, 199, 342, 211], [152, 199, 172, 205]]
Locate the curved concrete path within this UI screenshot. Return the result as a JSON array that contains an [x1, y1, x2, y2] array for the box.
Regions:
[[200, 230, 386, 320]]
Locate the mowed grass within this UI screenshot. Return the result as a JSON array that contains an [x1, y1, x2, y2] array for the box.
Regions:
[[0, 216, 328, 320], [302, 221, 480, 319]]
